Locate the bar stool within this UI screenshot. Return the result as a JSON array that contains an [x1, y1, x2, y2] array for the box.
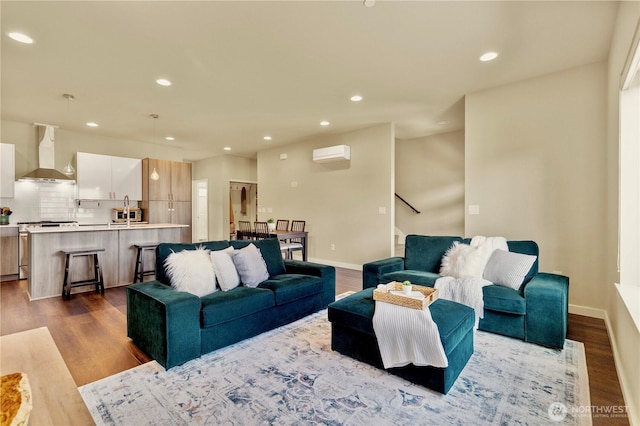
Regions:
[[61, 248, 105, 300], [133, 244, 157, 283]]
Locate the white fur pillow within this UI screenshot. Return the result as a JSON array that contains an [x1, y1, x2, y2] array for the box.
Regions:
[[483, 249, 537, 290], [164, 247, 217, 297], [232, 243, 269, 288], [440, 242, 484, 278], [210, 247, 241, 291], [470, 235, 509, 271]]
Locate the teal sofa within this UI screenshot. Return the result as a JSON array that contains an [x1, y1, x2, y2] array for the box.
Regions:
[[127, 238, 336, 368], [362, 235, 569, 349]]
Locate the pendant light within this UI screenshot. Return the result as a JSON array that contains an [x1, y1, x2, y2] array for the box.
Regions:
[[149, 114, 160, 181], [62, 94, 76, 175], [62, 161, 75, 176]]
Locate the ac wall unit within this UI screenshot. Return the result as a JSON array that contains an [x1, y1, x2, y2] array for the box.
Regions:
[[312, 145, 351, 163]]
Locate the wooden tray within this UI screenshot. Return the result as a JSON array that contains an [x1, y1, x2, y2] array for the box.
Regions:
[[373, 281, 438, 310]]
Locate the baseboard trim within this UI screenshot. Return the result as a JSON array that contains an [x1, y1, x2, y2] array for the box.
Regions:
[[308, 257, 362, 271], [568, 303, 606, 319]]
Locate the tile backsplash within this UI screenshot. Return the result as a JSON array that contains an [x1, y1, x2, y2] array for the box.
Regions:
[[0, 181, 139, 224]]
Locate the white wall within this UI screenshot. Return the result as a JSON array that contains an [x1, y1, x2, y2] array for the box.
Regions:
[[605, 3, 640, 424], [257, 123, 395, 268], [192, 155, 257, 241], [396, 130, 465, 237], [465, 62, 607, 311]]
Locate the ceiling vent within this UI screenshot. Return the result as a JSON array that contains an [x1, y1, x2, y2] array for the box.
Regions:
[[312, 145, 351, 163]]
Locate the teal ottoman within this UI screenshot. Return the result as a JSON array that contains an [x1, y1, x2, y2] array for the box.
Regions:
[[328, 288, 474, 394]]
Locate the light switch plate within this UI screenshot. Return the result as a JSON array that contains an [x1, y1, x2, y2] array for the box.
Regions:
[[468, 205, 480, 215]]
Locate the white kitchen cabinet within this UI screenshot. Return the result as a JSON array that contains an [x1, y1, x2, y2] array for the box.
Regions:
[[0, 143, 15, 198], [111, 156, 142, 200], [77, 152, 142, 200], [76, 152, 111, 199]]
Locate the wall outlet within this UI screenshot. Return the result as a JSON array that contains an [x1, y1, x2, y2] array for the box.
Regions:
[[279, 153, 287, 160], [468, 205, 480, 215], [378, 207, 386, 215], [330, 243, 335, 251], [291, 181, 298, 188]]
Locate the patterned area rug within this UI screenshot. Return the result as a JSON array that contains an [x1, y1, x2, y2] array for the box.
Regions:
[[80, 311, 591, 425]]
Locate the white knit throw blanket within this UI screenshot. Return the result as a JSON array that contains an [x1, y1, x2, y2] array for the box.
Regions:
[[435, 276, 492, 328], [372, 301, 448, 369]]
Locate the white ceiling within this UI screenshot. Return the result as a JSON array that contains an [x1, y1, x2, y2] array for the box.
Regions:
[[1, 1, 618, 160]]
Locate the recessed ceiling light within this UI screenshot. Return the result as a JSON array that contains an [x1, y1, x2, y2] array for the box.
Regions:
[[263, 136, 272, 141], [320, 121, 330, 126], [223, 147, 231, 151], [8, 32, 34, 44], [479, 52, 499, 62], [350, 95, 363, 102], [156, 78, 172, 86], [363, 0, 376, 7], [86, 122, 98, 128], [165, 136, 175, 141]]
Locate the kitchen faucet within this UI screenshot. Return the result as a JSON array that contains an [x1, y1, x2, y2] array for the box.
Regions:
[[124, 195, 130, 228]]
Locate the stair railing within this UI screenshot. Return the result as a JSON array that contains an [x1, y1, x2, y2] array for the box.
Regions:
[[395, 193, 420, 214]]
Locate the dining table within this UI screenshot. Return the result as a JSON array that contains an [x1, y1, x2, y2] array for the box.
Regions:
[[268, 229, 309, 261], [234, 228, 309, 261]]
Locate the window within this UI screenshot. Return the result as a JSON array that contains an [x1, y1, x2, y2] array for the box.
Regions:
[[617, 29, 640, 330]]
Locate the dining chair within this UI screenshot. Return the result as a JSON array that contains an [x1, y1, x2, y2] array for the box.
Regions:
[[276, 219, 289, 231], [238, 221, 252, 240], [281, 220, 306, 259], [253, 221, 269, 240], [276, 220, 290, 257]]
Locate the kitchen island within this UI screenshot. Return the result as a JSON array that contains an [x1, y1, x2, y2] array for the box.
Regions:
[[28, 223, 188, 300]]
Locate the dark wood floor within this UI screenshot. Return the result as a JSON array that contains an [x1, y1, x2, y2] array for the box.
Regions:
[[0, 270, 629, 425]]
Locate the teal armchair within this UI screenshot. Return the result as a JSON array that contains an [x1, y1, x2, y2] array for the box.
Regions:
[[363, 235, 569, 349]]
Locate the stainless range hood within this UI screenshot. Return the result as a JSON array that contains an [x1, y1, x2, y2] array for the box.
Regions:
[[19, 124, 75, 183]]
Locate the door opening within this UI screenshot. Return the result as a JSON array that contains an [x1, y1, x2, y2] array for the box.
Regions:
[[193, 179, 208, 242], [229, 181, 257, 238]]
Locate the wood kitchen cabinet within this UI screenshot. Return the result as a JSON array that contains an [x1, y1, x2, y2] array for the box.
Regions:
[[0, 226, 19, 278], [145, 201, 191, 224], [141, 158, 192, 242], [76, 152, 142, 200], [143, 158, 191, 201]]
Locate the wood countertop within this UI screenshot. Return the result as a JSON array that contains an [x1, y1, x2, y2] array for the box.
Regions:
[[0, 327, 95, 425]]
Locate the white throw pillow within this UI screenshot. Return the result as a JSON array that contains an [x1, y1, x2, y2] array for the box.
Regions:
[[164, 247, 216, 297], [440, 242, 484, 278], [210, 247, 241, 291], [483, 249, 537, 290], [232, 243, 269, 288]]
